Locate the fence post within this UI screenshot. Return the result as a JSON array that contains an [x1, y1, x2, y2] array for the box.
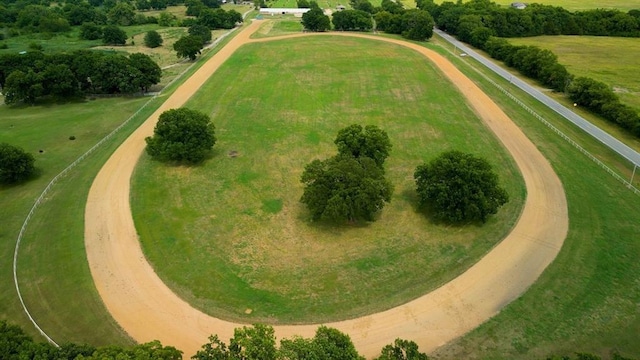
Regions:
[[632, 164, 637, 184]]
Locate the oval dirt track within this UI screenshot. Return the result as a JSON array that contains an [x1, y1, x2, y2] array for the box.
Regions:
[[85, 20, 568, 358]]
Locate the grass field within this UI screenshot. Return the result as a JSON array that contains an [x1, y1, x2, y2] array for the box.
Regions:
[[0, 22, 250, 346], [0, 97, 152, 346], [509, 36, 640, 113], [433, 0, 640, 11], [428, 34, 640, 359], [2, 20, 640, 358], [131, 36, 525, 323]]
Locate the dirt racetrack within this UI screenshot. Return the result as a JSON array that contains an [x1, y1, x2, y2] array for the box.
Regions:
[[84, 20, 568, 358]]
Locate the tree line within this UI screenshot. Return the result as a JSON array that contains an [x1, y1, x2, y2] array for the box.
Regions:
[[2, 320, 637, 360], [0, 0, 177, 35], [0, 49, 161, 104], [418, 0, 640, 38], [300, 0, 436, 42], [418, 0, 640, 138]]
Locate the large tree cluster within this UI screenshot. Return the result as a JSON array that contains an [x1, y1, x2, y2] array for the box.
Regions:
[[300, 124, 393, 223], [422, 0, 640, 38], [0, 50, 161, 104]]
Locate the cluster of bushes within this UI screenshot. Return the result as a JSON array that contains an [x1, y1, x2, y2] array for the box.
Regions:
[[301, 0, 435, 41], [568, 77, 640, 136], [0, 50, 161, 104], [419, 0, 640, 38], [483, 37, 571, 92], [418, 0, 640, 138]]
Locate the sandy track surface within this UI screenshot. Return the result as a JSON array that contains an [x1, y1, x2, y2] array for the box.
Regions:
[[84, 21, 568, 358]]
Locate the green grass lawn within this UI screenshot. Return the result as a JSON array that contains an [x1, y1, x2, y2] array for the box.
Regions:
[[0, 23, 251, 345], [2, 22, 640, 358], [433, 0, 639, 11], [131, 36, 526, 324], [429, 34, 640, 360], [0, 97, 152, 346], [509, 35, 640, 113]]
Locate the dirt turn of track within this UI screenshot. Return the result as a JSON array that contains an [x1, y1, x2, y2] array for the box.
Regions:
[[85, 21, 568, 358]]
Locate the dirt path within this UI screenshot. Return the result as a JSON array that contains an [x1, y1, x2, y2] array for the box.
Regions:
[[85, 21, 568, 358]]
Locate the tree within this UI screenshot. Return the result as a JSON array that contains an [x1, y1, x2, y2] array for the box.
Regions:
[[102, 24, 127, 45], [311, 326, 364, 360], [377, 339, 428, 360], [414, 150, 508, 223], [145, 108, 216, 163], [173, 35, 204, 60], [334, 124, 391, 167], [144, 30, 163, 48], [400, 9, 434, 41], [332, 9, 373, 31], [42, 64, 78, 98], [189, 24, 212, 43], [3, 69, 43, 105], [300, 154, 393, 223], [0, 143, 36, 184], [301, 6, 330, 32], [129, 53, 161, 92], [79, 22, 103, 40], [108, 1, 136, 25]]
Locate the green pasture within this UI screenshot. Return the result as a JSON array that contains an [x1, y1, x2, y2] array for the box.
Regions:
[[0, 97, 151, 346], [1, 19, 639, 358], [131, 36, 525, 323], [429, 34, 640, 359], [0, 23, 249, 346], [433, 0, 640, 11], [509, 35, 640, 114]]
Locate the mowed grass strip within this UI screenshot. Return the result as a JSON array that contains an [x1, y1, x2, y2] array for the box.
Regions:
[[131, 36, 525, 324], [426, 39, 640, 359]]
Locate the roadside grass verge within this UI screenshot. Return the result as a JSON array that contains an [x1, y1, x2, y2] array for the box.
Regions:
[[131, 36, 526, 324], [0, 22, 251, 344], [427, 34, 640, 359], [509, 35, 640, 113]]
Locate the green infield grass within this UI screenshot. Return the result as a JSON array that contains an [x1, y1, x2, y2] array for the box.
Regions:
[[131, 36, 526, 324], [429, 34, 640, 359]]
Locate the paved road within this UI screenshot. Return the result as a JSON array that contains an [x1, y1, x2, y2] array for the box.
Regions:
[[435, 29, 640, 168]]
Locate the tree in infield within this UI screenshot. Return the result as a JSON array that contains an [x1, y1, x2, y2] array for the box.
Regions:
[[334, 124, 391, 167], [414, 150, 508, 223], [0, 143, 36, 184], [301, 154, 393, 223], [145, 108, 216, 164]]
